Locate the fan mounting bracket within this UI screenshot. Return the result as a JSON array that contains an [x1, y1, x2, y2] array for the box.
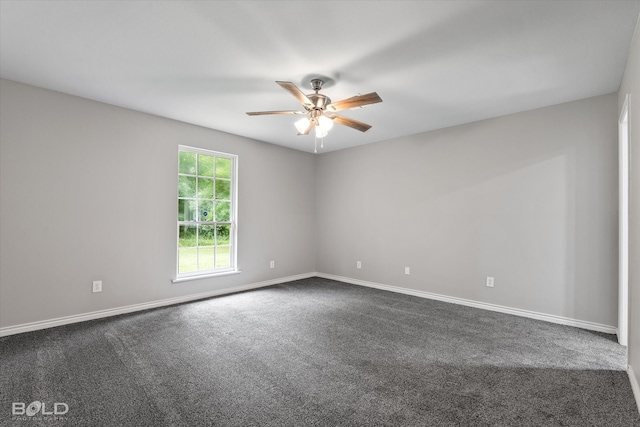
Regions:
[[310, 78, 325, 92]]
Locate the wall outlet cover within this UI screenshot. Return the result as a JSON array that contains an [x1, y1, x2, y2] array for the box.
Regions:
[[92, 280, 102, 293]]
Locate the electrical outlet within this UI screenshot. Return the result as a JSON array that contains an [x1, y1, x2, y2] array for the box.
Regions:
[[92, 280, 102, 293], [486, 276, 494, 288], [356, 261, 362, 269], [270, 260, 275, 269], [405, 267, 410, 275]]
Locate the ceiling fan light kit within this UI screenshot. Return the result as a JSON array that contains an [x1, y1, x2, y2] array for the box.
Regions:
[[295, 115, 333, 138], [247, 78, 382, 152]]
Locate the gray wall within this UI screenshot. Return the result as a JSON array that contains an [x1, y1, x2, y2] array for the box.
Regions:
[[0, 78, 622, 337], [619, 14, 640, 397], [316, 93, 619, 327], [0, 79, 316, 328]]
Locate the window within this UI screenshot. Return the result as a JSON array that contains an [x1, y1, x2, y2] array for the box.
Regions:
[[177, 146, 237, 278]]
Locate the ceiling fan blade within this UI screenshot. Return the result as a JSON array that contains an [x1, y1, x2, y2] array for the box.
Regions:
[[328, 114, 372, 132], [276, 81, 313, 107], [246, 110, 304, 116], [298, 119, 316, 136], [326, 92, 382, 112]]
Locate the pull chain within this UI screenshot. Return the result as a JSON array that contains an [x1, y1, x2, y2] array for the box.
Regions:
[[314, 136, 325, 153]]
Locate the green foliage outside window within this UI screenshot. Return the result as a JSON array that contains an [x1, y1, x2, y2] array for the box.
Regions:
[[177, 149, 234, 274]]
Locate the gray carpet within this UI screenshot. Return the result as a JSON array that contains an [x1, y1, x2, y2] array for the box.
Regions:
[[1, 277, 639, 426]]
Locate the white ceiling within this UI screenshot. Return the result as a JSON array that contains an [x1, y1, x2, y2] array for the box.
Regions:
[[1, 1, 639, 153]]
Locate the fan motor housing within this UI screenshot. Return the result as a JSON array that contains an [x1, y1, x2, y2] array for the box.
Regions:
[[306, 93, 331, 110]]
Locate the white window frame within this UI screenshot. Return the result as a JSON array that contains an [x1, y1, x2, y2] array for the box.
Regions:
[[174, 145, 239, 282]]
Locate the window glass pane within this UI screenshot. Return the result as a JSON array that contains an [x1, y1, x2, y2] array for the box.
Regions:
[[199, 200, 213, 222], [215, 180, 231, 200], [178, 176, 196, 198], [179, 151, 196, 175], [178, 248, 197, 273], [198, 154, 214, 177], [216, 246, 231, 269], [198, 177, 214, 199], [198, 247, 215, 270], [178, 148, 236, 277], [215, 201, 230, 222], [216, 225, 230, 245], [215, 157, 231, 179], [178, 199, 196, 222], [198, 225, 215, 247], [179, 225, 197, 247]]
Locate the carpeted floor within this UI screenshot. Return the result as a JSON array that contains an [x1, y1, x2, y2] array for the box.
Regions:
[[1, 277, 639, 426]]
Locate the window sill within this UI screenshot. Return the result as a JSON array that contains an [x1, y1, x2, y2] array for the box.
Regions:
[[172, 270, 242, 284]]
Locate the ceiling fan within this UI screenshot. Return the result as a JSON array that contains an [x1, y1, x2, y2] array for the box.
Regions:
[[246, 79, 382, 139]]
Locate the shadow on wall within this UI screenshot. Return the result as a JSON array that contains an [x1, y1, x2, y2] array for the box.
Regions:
[[315, 96, 616, 325]]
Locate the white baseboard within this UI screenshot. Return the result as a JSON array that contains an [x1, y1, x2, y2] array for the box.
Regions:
[[1, 272, 618, 338], [629, 365, 640, 415], [0, 273, 315, 337], [315, 273, 617, 334]]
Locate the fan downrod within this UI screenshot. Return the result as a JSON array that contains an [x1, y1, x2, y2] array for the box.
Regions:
[[306, 79, 331, 110], [310, 79, 324, 92]]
